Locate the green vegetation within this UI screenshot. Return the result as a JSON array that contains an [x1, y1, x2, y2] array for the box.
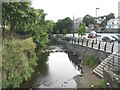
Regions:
[[83, 14, 95, 27], [82, 13, 115, 28], [97, 79, 105, 88], [77, 22, 86, 38], [62, 29, 67, 36], [2, 38, 37, 88], [98, 13, 115, 27], [84, 54, 100, 68], [91, 79, 105, 89], [53, 17, 73, 34], [2, 2, 54, 88]]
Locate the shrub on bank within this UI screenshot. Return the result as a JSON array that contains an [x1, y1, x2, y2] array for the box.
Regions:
[[2, 38, 37, 88], [84, 54, 100, 68]]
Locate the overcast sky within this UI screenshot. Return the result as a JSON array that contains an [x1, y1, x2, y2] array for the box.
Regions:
[[31, 0, 119, 22]]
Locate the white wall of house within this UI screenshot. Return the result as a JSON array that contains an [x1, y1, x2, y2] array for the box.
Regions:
[[106, 18, 119, 29]]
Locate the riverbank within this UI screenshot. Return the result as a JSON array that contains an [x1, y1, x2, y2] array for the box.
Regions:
[[74, 65, 101, 88]]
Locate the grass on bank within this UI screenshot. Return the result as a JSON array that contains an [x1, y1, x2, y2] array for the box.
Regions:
[[84, 54, 101, 68]]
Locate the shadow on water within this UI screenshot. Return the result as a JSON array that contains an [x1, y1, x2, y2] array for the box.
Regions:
[[20, 45, 83, 88], [67, 51, 83, 74], [20, 52, 50, 88]]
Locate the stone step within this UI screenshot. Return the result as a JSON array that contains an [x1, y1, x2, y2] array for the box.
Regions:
[[95, 67, 104, 73], [93, 54, 115, 78], [93, 70, 103, 76], [93, 69, 104, 78]]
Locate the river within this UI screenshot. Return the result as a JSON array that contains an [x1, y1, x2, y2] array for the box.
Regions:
[[20, 45, 83, 88]]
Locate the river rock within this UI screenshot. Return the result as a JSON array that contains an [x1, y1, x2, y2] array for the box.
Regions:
[[60, 85, 63, 87], [64, 81, 67, 84]]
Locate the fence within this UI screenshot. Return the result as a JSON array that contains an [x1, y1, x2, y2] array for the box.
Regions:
[[66, 37, 115, 53]]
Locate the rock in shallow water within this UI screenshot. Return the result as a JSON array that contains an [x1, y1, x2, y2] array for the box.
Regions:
[[64, 81, 67, 84]]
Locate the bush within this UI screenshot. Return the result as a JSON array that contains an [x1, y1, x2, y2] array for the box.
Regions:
[[98, 79, 105, 88], [84, 54, 100, 68], [2, 38, 37, 88]]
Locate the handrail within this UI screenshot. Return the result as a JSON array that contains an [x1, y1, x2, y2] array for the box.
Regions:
[[112, 50, 120, 67]]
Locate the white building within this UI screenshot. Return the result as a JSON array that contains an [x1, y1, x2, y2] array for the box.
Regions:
[[106, 18, 119, 29]]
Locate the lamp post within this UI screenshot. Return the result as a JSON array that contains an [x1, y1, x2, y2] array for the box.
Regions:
[[95, 8, 99, 44], [73, 16, 75, 37]]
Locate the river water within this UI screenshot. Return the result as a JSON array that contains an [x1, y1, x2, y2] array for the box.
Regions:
[[21, 45, 82, 88]]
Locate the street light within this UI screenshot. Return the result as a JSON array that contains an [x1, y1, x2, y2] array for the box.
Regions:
[[72, 16, 75, 37], [95, 8, 99, 44]]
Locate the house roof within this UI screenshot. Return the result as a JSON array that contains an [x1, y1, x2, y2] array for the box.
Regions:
[[107, 18, 118, 25]]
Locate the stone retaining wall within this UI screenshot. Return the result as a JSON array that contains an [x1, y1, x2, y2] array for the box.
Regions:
[[56, 38, 111, 62], [65, 42, 111, 62]]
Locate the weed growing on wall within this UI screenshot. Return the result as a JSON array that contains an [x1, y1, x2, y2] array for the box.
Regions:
[[84, 54, 100, 68]]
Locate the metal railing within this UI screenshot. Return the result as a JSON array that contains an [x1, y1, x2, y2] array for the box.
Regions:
[[112, 50, 120, 73], [68, 37, 115, 53]]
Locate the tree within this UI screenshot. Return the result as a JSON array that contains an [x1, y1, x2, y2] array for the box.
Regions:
[[2, 2, 55, 88], [45, 20, 55, 34], [77, 22, 86, 38], [2, 2, 31, 38], [53, 17, 73, 34], [62, 29, 67, 35], [2, 2, 54, 52], [82, 15, 95, 27]]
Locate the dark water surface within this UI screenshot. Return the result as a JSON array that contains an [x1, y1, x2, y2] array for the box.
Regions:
[[21, 46, 82, 88]]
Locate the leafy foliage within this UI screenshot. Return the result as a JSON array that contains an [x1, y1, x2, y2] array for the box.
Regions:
[[53, 17, 73, 34], [62, 29, 67, 35], [2, 2, 32, 36], [2, 38, 37, 88], [2, 2, 55, 88], [82, 14, 95, 27], [2, 2, 54, 55], [77, 22, 86, 38]]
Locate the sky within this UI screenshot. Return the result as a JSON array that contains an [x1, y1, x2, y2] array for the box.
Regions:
[[31, 0, 120, 22]]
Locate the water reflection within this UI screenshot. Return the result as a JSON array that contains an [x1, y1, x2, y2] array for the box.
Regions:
[[67, 51, 83, 75], [20, 46, 83, 88]]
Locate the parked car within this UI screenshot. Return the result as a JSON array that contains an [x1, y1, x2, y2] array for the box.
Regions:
[[102, 36, 115, 42], [88, 33, 96, 38], [88, 35, 96, 38], [116, 35, 120, 43], [111, 35, 119, 41], [96, 34, 101, 37], [116, 35, 120, 37]]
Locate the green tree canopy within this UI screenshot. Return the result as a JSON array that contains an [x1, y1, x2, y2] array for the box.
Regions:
[[2, 2, 54, 51], [82, 14, 95, 27], [77, 22, 86, 38], [53, 17, 73, 34]]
